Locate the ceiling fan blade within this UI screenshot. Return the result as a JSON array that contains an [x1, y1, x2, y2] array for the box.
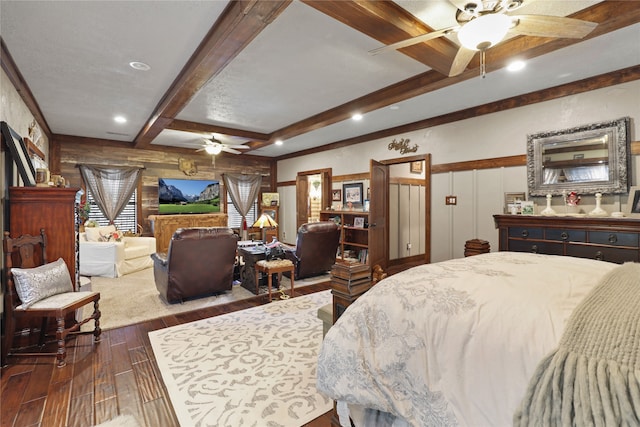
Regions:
[[369, 26, 459, 55], [449, 46, 476, 77], [222, 147, 242, 155], [227, 145, 250, 150], [510, 15, 597, 39]]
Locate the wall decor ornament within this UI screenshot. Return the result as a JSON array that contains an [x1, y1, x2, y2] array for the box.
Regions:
[[178, 158, 197, 176], [387, 138, 418, 154]]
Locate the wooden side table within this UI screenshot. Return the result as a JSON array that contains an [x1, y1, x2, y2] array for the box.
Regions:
[[254, 259, 295, 302]]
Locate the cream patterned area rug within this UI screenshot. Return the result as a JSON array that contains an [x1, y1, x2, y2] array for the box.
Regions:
[[149, 290, 333, 427], [82, 268, 329, 330]]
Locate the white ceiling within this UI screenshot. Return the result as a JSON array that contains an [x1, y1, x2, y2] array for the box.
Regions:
[[1, 1, 638, 158]]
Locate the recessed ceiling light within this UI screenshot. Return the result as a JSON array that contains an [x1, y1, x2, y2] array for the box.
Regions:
[[275, 139, 284, 146], [129, 61, 151, 71], [390, 105, 400, 110], [352, 113, 363, 121], [114, 115, 127, 124], [507, 60, 525, 72]]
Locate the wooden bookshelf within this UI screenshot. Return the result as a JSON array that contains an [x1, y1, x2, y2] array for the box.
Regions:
[[320, 210, 369, 264]]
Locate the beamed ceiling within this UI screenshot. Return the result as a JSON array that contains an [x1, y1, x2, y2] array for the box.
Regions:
[[1, 1, 639, 159]]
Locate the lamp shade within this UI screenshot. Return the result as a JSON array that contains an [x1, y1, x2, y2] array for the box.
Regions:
[[457, 14, 511, 51], [253, 213, 278, 228]]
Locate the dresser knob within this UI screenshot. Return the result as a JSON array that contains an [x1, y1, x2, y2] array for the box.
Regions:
[[595, 251, 603, 260], [531, 245, 538, 253], [521, 230, 529, 238], [608, 234, 617, 244], [561, 232, 569, 240]]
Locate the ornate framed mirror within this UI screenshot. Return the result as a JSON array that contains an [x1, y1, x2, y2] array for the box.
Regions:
[[527, 117, 630, 196]]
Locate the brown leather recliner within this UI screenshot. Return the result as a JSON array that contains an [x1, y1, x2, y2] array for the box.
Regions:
[[151, 227, 238, 303], [284, 221, 340, 280]]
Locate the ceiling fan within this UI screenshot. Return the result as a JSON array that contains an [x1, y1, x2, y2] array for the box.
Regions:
[[370, 0, 598, 77], [197, 137, 251, 155]]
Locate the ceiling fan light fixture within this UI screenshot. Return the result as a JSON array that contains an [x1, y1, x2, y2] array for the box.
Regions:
[[205, 144, 222, 155], [458, 14, 511, 51]]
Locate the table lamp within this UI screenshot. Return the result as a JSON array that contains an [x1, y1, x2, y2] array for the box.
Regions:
[[253, 213, 278, 242]]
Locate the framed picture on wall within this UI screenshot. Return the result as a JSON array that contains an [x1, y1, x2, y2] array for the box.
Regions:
[[332, 189, 341, 201], [625, 186, 640, 218], [343, 183, 363, 205], [410, 160, 423, 174], [1, 121, 36, 186]]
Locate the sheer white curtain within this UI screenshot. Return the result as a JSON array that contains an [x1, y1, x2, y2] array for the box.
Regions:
[[79, 165, 142, 225], [223, 174, 261, 240]]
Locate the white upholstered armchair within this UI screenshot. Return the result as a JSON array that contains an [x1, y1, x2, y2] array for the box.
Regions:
[[79, 225, 156, 278]]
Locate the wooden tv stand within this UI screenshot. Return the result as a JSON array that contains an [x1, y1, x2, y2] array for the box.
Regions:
[[148, 213, 228, 253]]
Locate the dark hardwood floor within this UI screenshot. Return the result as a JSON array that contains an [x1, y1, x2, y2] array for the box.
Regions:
[[1, 282, 334, 427]]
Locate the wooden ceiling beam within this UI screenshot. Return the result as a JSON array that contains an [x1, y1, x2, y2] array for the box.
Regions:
[[302, 0, 458, 76], [275, 65, 640, 160], [167, 119, 270, 142], [1, 38, 52, 139], [133, 0, 292, 149], [246, 1, 636, 152]]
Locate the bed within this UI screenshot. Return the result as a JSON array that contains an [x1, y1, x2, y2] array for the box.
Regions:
[[316, 251, 640, 426]]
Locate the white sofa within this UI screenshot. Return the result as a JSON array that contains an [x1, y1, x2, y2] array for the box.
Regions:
[[79, 225, 156, 278]]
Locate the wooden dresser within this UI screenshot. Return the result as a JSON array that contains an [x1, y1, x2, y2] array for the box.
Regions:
[[9, 187, 79, 287], [148, 213, 228, 253], [494, 214, 640, 264]]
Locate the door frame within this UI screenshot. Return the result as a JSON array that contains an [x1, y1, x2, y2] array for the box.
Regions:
[[379, 154, 431, 265], [295, 168, 332, 229]]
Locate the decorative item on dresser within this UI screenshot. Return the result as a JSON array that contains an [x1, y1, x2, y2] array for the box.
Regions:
[[494, 214, 640, 263]]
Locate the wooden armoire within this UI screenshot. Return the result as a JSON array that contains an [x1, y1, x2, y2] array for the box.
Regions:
[[8, 186, 79, 288]]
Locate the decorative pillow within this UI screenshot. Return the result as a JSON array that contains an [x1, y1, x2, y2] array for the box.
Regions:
[[99, 230, 123, 242], [11, 258, 73, 308], [85, 225, 116, 242]]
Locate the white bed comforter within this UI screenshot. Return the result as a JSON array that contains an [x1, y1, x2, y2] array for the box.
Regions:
[[316, 252, 619, 427]]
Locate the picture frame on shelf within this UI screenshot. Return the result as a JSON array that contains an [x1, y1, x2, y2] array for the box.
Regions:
[[332, 189, 341, 201], [624, 186, 640, 218], [262, 192, 279, 206], [343, 182, 363, 206], [1, 121, 36, 186], [504, 192, 526, 214], [353, 217, 365, 228], [410, 160, 423, 174]]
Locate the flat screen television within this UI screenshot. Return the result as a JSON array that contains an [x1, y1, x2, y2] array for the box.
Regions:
[[158, 178, 220, 215]]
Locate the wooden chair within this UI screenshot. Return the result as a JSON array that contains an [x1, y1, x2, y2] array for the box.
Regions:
[[2, 229, 101, 368]]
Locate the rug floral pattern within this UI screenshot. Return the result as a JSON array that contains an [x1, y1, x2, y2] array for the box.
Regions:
[[149, 290, 333, 427]]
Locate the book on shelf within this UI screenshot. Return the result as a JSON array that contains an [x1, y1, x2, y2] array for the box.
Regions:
[[331, 261, 370, 281], [331, 276, 372, 295]]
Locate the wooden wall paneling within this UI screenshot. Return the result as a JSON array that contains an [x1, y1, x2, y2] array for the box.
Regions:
[[55, 136, 272, 236]]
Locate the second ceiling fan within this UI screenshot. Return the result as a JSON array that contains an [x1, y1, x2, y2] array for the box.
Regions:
[[198, 137, 251, 155], [370, 0, 598, 77]]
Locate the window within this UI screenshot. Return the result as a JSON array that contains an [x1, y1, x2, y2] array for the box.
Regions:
[[226, 191, 257, 228], [86, 189, 138, 232]]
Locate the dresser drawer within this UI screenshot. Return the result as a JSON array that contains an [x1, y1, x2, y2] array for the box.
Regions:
[[508, 240, 563, 255], [589, 231, 639, 248], [508, 227, 543, 239], [545, 229, 586, 242], [566, 244, 640, 263]]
